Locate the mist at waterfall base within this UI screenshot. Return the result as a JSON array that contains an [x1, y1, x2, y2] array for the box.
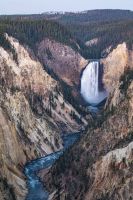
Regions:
[[81, 61, 108, 107]]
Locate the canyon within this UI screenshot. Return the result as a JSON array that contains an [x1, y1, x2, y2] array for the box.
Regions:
[[42, 42, 133, 200], [0, 33, 88, 200], [0, 10, 133, 200]]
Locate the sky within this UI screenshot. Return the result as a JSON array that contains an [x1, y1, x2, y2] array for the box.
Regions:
[[0, 0, 133, 15]]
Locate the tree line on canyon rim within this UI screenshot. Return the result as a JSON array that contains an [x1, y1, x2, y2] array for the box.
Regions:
[[0, 9, 133, 60]]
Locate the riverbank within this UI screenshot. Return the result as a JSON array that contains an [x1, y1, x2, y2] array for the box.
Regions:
[[24, 133, 81, 200]]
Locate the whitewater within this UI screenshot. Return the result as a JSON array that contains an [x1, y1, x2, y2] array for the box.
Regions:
[[81, 61, 107, 105]]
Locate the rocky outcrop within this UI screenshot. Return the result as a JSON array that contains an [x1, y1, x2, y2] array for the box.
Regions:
[[37, 38, 87, 88], [0, 34, 87, 199], [85, 38, 99, 47], [43, 44, 133, 200], [85, 141, 133, 200], [102, 43, 133, 92], [101, 42, 133, 109]]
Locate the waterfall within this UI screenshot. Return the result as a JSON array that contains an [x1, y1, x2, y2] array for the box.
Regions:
[[81, 61, 107, 105]]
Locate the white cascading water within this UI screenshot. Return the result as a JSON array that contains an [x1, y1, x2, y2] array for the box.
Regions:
[[81, 61, 107, 105]]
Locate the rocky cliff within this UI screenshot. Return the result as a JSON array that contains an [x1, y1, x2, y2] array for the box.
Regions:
[[42, 43, 133, 200], [37, 38, 87, 87], [0, 34, 87, 199], [37, 38, 88, 99], [102, 43, 133, 92]]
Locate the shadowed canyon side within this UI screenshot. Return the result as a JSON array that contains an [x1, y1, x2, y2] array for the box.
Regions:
[[37, 38, 88, 104], [0, 33, 88, 200], [41, 43, 133, 200], [37, 38, 87, 88]]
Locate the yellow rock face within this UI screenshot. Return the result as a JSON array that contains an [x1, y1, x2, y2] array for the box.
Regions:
[[0, 34, 62, 200], [102, 43, 129, 92]]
